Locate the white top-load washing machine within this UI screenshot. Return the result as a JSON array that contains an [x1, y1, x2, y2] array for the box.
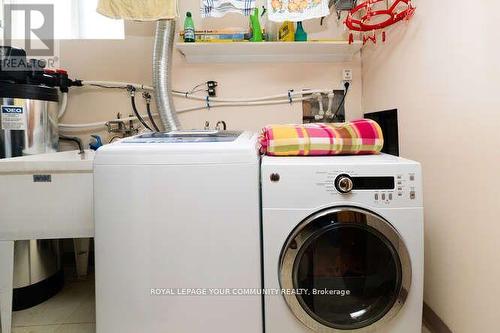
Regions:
[[261, 154, 423, 333], [94, 131, 262, 333]]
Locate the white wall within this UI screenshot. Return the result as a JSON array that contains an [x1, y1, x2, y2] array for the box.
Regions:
[[59, 1, 363, 145], [362, 1, 500, 332]]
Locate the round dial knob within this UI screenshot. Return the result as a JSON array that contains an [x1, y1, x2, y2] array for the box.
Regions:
[[335, 175, 354, 194]]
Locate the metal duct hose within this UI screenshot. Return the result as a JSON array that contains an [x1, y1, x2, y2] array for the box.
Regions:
[[153, 19, 181, 132]]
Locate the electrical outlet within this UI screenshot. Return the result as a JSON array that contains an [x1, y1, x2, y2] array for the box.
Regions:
[[342, 69, 353, 82], [207, 81, 218, 97], [208, 88, 217, 97]]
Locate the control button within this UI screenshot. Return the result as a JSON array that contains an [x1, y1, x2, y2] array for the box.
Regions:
[[410, 191, 416, 200], [397, 181, 402, 185], [398, 192, 403, 197], [389, 193, 393, 200], [381, 193, 386, 201], [397, 175, 402, 179], [374, 193, 379, 200], [398, 187, 403, 191], [335, 174, 354, 194], [410, 174, 415, 181]]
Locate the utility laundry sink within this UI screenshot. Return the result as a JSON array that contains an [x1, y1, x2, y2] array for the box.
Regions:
[[0, 149, 95, 333], [0, 150, 95, 241]]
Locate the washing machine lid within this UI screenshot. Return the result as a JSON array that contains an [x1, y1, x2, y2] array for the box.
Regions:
[[121, 130, 242, 144], [280, 207, 411, 332], [94, 131, 260, 165]]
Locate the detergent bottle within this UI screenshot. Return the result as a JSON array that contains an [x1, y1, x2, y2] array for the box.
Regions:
[[250, 8, 263, 42], [295, 21, 308, 42]]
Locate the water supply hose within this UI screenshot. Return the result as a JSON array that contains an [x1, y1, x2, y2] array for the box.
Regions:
[[130, 94, 153, 131], [144, 92, 160, 132]]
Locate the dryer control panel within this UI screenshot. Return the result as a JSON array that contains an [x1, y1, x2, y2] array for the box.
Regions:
[[261, 155, 423, 209], [370, 172, 418, 206], [316, 171, 419, 207], [334, 174, 395, 193]]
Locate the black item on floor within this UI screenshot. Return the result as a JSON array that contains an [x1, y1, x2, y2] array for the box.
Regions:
[[365, 109, 399, 156], [13, 269, 64, 311]]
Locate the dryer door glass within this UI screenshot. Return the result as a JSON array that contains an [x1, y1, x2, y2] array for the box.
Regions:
[[280, 208, 411, 332]]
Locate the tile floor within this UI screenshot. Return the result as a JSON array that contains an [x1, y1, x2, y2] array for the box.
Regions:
[[12, 275, 95, 333], [12, 274, 430, 333]]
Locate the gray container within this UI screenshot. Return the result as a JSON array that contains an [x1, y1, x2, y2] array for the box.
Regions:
[[0, 83, 59, 158], [0, 83, 63, 310]]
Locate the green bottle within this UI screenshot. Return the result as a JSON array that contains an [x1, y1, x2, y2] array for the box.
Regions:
[[294, 22, 307, 42], [184, 12, 195, 43]]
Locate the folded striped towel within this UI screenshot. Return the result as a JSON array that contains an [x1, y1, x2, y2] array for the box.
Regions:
[[260, 119, 384, 156], [201, 0, 256, 17]]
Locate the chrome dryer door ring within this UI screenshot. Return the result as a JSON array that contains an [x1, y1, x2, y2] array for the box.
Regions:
[[279, 207, 412, 333]]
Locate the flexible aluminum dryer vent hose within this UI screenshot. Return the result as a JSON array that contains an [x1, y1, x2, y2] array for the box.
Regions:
[[153, 19, 181, 131]]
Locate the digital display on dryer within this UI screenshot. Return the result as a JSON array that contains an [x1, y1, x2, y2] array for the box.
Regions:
[[352, 177, 395, 190]]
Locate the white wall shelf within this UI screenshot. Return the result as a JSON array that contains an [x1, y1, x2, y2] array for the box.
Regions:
[[176, 41, 362, 64]]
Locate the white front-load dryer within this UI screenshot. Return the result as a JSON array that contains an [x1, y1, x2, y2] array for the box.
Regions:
[[261, 154, 423, 333], [94, 131, 262, 333]]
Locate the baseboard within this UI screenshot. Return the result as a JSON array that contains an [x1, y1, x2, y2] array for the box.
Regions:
[[423, 303, 453, 333]]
